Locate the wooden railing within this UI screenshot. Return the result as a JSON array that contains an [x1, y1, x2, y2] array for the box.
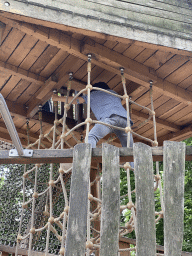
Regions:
[[0, 141, 192, 255]]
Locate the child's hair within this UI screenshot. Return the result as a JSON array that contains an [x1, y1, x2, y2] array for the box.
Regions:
[[93, 82, 110, 90]]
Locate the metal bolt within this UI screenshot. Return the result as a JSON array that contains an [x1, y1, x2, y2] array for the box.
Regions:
[[4, 2, 10, 6], [120, 67, 124, 75]]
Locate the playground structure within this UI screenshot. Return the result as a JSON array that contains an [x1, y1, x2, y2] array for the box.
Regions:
[[0, 56, 190, 256], [0, 1, 192, 255]]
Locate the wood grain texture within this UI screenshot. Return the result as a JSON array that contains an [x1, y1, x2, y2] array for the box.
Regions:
[[163, 141, 185, 256], [1, 0, 192, 52], [65, 143, 91, 256], [100, 143, 120, 256], [133, 142, 156, 256]]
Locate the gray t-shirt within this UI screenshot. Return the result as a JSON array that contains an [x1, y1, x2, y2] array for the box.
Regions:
[[82, 89, 132, 123]]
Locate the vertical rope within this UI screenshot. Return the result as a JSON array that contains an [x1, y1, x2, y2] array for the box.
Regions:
[[39, 105, 43, 136], [61, 73, 73, 150], [85, 54, 92, 143], [120, 68, 131, 148], [28, 164, 39, 255], [86, 179, 91, 256], [26, 118, 30, 146], [45, 98, 58, 255], [149, 81, 158, 146], [45, 164, 53, 256], [15, 165, 27, 256], [149, 81, 164, 218], [156, 161, 164, 213], [53, 89, 58, 121], [124, 163, 136, 232], [59, 169, 69, 255], [38, 104, 43, 149]]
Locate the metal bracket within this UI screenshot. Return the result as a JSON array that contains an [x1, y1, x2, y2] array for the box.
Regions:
[[9, 149, 33, 157]]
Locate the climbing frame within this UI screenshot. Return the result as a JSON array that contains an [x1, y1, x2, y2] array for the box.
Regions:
[[0, 54, 186, 256]]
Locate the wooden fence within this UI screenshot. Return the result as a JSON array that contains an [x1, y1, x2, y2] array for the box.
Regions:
[[0, 141, 191, 256], [64, 141, 185, 256]]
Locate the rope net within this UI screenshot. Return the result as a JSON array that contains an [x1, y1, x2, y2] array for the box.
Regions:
[[0, 55, 164, 256]]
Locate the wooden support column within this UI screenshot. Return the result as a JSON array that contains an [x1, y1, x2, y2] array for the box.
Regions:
[[65, 143, 92, 256], [100, 143, 120, 256], [67, 91, 74, 119], [133, 142, 156, 256], [163, 141, 185, 256]]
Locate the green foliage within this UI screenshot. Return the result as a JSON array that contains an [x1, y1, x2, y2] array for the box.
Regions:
[[120, 137, 192, 253]]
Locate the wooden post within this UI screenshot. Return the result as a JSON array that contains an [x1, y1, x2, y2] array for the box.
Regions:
[[163, 141, 185, 256], [67, 91, 74, 119], [100, 143, 120, 256], [133, 142, 156, 256], [65, 143, 92, 256]]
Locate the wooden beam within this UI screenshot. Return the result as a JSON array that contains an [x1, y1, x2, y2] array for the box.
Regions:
[[5, 98, 27, 117], [27, 77, 85, 117], [119, 237, 192, 256], [82, 39, 156, 86], [1, 18, 191, 106], [158, 124, 192, 145], [131, 109, 180, 132], [0, 145, 192, 164], [36, 76, 58, 100], [0, 244, 55, 256], [0, 13, 192, 58], [27, 73, 71, 117], [14, 22, 192, 105], [0, 120, 40, 144], [81, 41, 192, 105], [0, 60, 46, 85]]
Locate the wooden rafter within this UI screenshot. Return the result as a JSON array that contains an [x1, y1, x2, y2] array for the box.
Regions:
[[81, 40, 192, 105], [131, 109, 180, 132], [0, 60, 46, 84], [5, 98, 27, 117], [158, 124, 192, 145], [0, 121, 43, 146], [1, 18, 192, 107]]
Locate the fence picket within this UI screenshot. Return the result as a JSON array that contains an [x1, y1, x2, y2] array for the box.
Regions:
[[133, 142, 156, 256], [65, 143, 92, 256], [100, 143, 120, 256], [163, 141, 185, 256]]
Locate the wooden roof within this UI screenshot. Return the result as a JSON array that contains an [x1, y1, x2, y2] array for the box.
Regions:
[[0, 11, 192, 148]]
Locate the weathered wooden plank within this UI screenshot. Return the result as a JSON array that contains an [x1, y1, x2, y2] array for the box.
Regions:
[[163, 141, 185, 256], [0, 244, 55, 256], [65, 143, 92, 256], [119, 237, 192, 256], [100, 143, 120, 256], [0, 146, 191, 164], [1, 0, 192, 52], [133, 142, 156, 256]]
